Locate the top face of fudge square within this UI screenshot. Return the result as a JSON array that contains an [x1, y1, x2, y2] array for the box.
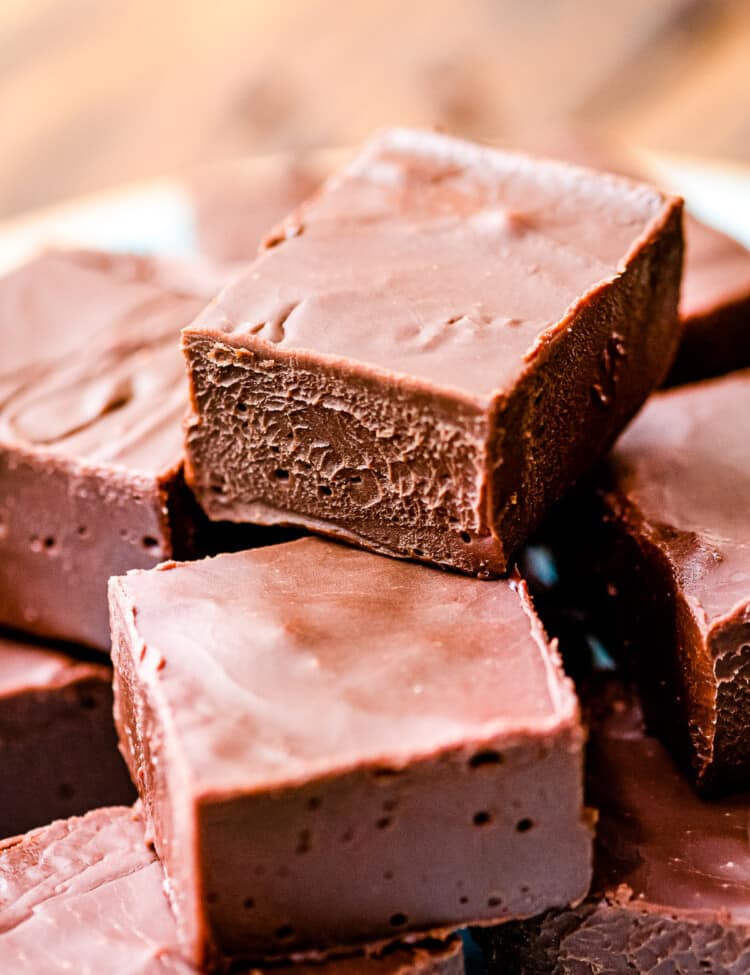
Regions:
[[588, 682, 750, 923], [0, 630, 110, 700], [110, 537, 577, 795], [0, 249, 226, 476], [186, 127, 678, 403], [605, 368, 750, 623]]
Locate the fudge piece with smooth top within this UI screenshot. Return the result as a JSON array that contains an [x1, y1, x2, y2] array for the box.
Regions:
[[109, 537, 591, 968], [0, 249, 276, 650], [549, 368, 750, 794], [182, 127, 683, 577], [0, 804, 465, 975]]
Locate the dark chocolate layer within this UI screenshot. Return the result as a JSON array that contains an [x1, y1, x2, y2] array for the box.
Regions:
[[0, 629, 135, 838], [474, 681, 750, 974], [0, 804, 465, 975], [183, 127, 683, 576], [109, 537, 591, 967]]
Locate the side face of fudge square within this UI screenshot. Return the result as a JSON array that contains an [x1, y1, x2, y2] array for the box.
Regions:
[[544, 368, 750, 793], [472, 680, 750, 975], [0, 631, 135, 839], [594, 369, 750, 794], [109, 538, 592, 968], [0, 250, 222, 649], [183, 127, 683, 576], [0, 804, 465, 975]]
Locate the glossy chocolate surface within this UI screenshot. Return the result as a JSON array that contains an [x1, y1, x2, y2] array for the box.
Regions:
[[183, 128, 683, 576], [609, 370, 750, 622], [196, 130, 670, 398], [0, 249, 220, 475], [0, 629, 135, 838], [0, 249, 231, 648], [0, 804, 464, 975], [110, 538, 591, 966]]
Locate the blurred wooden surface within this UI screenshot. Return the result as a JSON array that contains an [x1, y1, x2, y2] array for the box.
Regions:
[[1, 0, 749, 218]]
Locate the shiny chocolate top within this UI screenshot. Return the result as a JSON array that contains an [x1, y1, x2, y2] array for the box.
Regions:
[[0, 804, 464, 975], [110, 537, 578, 793], [0, 805, 191, 974], [0, 249, 227, 476], [591, 684, 750, 922], [187, 128, 677, 401], [0, 630, 110, 699], [606, 368, 750, 623]]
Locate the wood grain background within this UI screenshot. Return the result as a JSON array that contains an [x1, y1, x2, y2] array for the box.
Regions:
[[2, 0, 749, 219]]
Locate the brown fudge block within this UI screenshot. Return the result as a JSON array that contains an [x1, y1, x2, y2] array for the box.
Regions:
[[0, 248, 267, 650], [109, 537, 591, 968], [0, 629, 134, 838], [548, 368, 750, 794], [182, 128, 683, 577], [671, 216, 750, 385], [0, 804, 465, 975], [473, 681, 750, 974]]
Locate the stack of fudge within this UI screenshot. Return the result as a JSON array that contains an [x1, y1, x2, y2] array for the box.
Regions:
[[1, 127, 750, 974]]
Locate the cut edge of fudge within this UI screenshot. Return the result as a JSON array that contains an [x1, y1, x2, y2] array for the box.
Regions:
[[182, 127, 684, 577], [550, 367, 750, 794], [0, 247, 287, 650]]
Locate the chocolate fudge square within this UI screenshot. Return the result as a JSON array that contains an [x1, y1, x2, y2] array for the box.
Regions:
[[0, 629, 134, 838], [671, 215, 750, 385], [182, 128, 683, 577], [0, 249, 230, 650], [0, 804, 464, 975], [109, 538, 592, 968], [548, 368, 750, 794], [474, 680, 750, 974]]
